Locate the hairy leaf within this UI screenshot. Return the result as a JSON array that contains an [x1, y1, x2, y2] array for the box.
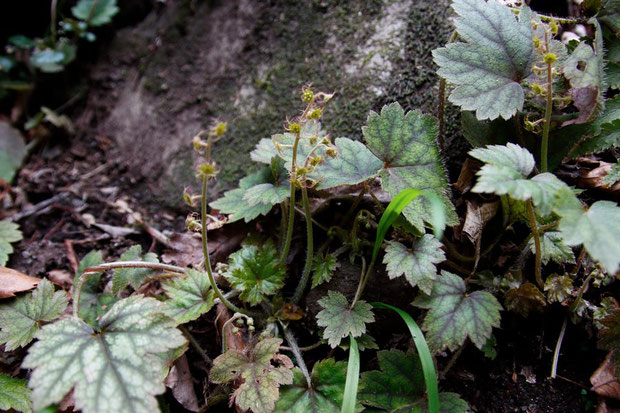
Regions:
[[312, 138, 382, 190], [564, 41, 603, 90], [598, 0, 620, 35], [0, 121, 27, 183], [556, 199, 620, 274], [224, 243, 286, 305], [243, 183, 289, 207], [0, 279, 67, 351], [412, 271, 502, 351], [568, 95, 620, 157], [316, 291, 375, 348], [0, 220, 22, 266], [597, 309, 620, 366], [211, 338, 293, 413], [505, 283, 546, 317], [383, 236, 445, 295], [112, 245, 159, 294], [72, 0, 119, 25], [528, 232, 575, 265], [0, 373, 31, 413], [162, 268, 215, 324], [311, 253, 339, 288], [359, 349, 468, 413], [470, 144, 568, 215], [433, 0, 534, 120], [362, 102, 457, 232], [211, 168, 275, 223], [544, 275, 574, 303], [251, 122, 323, 167], [274, 359, 348, 413], [23, 295, 187, 413]]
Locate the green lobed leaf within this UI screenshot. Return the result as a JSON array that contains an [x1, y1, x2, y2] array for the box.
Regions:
[[359, 349, 468, 413], [211, 168, 276, 223], [544, 275, 574, 303], [412, 271, 502, 351], [72, 0, 119, 26], [274, 359, 348, 413], [568, 95, 620, 157], [251, 122, 324, 168], [470, 144, 569, 216], [0, 279, 67, 351], [362, 102, 457, 232], [555, 199, 620, 274], [161, 268, 215, 325], [0, 373, 32, 413], [243, 183, 289, 206], [112, 245, 159, 294], [0, 121, 27, 183], [598, 0, 620, 34], [563, 40, 604, 90], [72, 250, 111, 327], [432, 0, 535, 120], [528, 231, 575, 265], [0, 220, 22, 266], [602, 162, 620, 185], [383, 236, 445, 295], [210, 338, 294, 413], [23, 295, 187, 413], [504, 283, 546, 317], [311, 253, 339, 288], [224, 243, 286, 305], [30, 50, 65, 73], [312, 138, 382, 190], [316, 291, 375, 348]]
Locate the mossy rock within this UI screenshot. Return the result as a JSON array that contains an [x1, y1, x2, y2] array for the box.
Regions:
[[89, 0, 460, 206]]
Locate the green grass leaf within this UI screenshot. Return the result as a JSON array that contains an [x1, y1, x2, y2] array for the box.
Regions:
[[274, 359, 348, 413], [432, 0, 535, 120], [112, 245, 159, 294], [383, 236, 445, 295], [161, 268, 215, 324], [412, 271, 502, 352], [0, 279, 67, 351], [211, 168, 277, 223], [0, 373, 32, 413], [72, 0, 119, 26], [23, 295, 187, 413], [224, 243, 286, 305], [211, 338, 294, 413], [0, 220, 22, 266], [311, 253, 339, 288], [341, 335, 360, 413], [316, 291, 375, 348], [363, 103, 457, 232]]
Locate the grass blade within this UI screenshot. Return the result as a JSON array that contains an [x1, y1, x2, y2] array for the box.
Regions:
[[371, 302, 439, 413], [341, 334, 360, 413]]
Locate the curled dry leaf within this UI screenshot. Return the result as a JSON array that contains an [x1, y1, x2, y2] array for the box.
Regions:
[[0, 267, 39, 298], [462, 200, 499, 245], [165, 354, 199, 412], [591, 352, 620, 400]]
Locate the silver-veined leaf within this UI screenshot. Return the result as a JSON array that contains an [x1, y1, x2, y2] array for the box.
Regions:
[[316, 291, 375, 348], [0, 373, 31, 413], [161, 268, 215, 325]]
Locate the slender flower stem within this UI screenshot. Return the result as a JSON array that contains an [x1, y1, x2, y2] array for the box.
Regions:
[[351, 256, 368, 308], [50, 0, 58, 43], [279, 133, 301, 266], [550, 317, 568, 378], [201, 140, 249, 316], [281, 323, 312, 387], [541, 31, 553, 173], [292, 186, 314, 304], [82, 261, 185, 274], [526, 200, 543, 288]]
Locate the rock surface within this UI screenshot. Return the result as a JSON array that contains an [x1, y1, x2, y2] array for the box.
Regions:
[[80, 0, 460, 205]]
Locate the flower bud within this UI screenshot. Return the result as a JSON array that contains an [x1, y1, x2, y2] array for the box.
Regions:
[[543, 52, 557, 65], [289, 123, 302, 135], [302, 88, 315, 103], [214, 122, 227, 137], [308, 108, 322, 120]]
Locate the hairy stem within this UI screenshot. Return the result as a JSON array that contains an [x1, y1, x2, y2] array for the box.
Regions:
[[279, 133, 301, 265], [292, 186, 314, 304], [82, 261, 185, 274], [351, 256, 368, 308], [541, 31, 553, 173], [281, 323, 312, 387], [526, 200, 543, 288]]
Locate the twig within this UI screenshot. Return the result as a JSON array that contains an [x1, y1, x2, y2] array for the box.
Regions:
[[180, 326, 212, 366], [9, 192, 70, 222]]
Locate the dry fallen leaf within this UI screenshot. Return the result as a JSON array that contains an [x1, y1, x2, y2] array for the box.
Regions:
[[463, 200, 499, 245], [0, 266, 40, 298], [591, 351, 620, 400], [165, 354, 199, 412], [47, 269, 73, 290]]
